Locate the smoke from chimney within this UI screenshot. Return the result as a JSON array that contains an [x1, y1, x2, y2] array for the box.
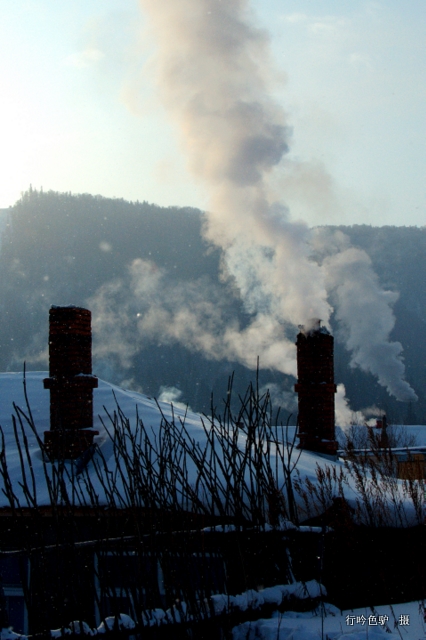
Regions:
[[130, 0, 417, 403]]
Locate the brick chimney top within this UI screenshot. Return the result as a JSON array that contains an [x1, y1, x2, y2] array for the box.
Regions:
[[43, 306, 98, 459], [298, 318, 330, 337]]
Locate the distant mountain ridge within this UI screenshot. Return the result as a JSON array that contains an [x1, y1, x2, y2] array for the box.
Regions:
[[0, 189, 424, 423]]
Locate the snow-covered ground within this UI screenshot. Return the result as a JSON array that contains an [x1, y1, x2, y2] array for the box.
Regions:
[[1, 586, 423, 640], [232, 600, 426, 639], [214, 582, 426, 638], [2, 598, 421, 639]]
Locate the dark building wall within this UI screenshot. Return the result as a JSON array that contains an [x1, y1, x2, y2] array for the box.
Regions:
[[286, 524, 426, 610], [2, 513, 425, 633], [0, 513, 290, 633]]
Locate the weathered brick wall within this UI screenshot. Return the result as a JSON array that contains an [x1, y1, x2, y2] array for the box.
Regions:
[[48, 306, 92, 377], [43, 306, 98, 459], [296, 330, 334, 385], [295, 325, 338, 454]]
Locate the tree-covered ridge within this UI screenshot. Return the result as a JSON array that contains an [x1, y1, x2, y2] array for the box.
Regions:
[[3, 187, 218, 285], [0, 189, 245, 413], [0, 189, 425, 422]]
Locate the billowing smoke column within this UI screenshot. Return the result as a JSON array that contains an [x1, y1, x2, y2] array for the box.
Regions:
[[135, 0, 416, 403], [138, 0, 330, 374], [321, 244, 417, 402]]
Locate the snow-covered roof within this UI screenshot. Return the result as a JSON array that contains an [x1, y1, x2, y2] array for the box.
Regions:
[[0, 372, 424, 527], [0, 371, 212, 510]]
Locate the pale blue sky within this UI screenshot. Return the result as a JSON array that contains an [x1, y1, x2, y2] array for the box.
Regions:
[[1, 0, 425, 226]]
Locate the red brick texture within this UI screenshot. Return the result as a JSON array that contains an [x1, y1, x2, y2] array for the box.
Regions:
[[43, 306, 98, 459], [295, 324, 338, 455]]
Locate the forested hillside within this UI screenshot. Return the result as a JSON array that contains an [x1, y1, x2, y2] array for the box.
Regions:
[[0, 189, 424, 423]]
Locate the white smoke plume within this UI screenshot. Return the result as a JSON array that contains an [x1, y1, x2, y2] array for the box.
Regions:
[[312, 228, 417, 402], [334, 383, 355, 428], [129, 0, 416, 402], [157, 386, 189, 411], [138, 0, 329, 366], [89, 258, 297, 375], [259, 382, 298, 415], [334, 383, 375, 428], [335, 385, 385, 429], [324, 247, 417, 402]]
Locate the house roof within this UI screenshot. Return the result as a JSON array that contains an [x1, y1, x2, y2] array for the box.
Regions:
[[0, 372, 424, 527]]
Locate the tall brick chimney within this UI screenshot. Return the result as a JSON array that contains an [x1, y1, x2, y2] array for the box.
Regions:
[[295, 319, 338, 455], [43, 306, 98, 459]]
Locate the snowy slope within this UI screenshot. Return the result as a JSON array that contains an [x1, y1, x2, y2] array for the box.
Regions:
[[0, 371, 211, 509], [0, 372, 424, 525]]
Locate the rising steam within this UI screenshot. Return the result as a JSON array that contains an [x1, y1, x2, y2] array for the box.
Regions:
[[125, 0, 416, 402], [89, 258, 298, 375]]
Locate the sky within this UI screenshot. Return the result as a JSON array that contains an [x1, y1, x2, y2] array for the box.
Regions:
[[1, 0, 425, 227]]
